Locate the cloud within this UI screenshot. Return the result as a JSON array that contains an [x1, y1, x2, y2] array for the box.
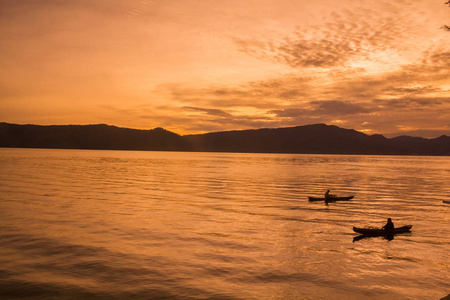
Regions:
[[234, 6, 424, 69], [382, 86, 440, 96], [373, 97, 447, 110], [269, 100, 370, 118], [312, 100, 371, 115], [183, 106, 233, 117]]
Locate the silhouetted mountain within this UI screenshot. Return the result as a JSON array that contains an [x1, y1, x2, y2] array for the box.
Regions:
[[389, 135, 450, 156], [1, 122, 449, 155], [184, 124, 450, 155], [184, 124, 404, 155], [0, 123, 189, 151]]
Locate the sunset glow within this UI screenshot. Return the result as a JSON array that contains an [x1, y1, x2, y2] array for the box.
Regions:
[[1, 0, 449, 137]]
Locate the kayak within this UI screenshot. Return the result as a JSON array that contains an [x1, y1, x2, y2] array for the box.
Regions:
[[308, 195, 354, 202], [353, 225, 412, 236]]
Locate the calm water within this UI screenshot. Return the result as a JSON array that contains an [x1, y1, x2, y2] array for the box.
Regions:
[[0, 148, 449, 299]]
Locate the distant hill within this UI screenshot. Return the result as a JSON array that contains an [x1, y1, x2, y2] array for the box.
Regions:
[[0, 123, 190, 151], [184, 124, 450, 155], [1, 122, 449, 155]]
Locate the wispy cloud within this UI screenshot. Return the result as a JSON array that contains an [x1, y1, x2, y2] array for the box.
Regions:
[[270, 100, 371, 118], [183, 106, 234, 117], [234, 6, 422, 69]]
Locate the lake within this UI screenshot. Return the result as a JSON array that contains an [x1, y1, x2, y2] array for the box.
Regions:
[[0, 148, 449, 299]]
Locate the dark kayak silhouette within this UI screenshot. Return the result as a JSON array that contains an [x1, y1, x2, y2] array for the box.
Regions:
[[353, 225, 412, 236], [308, 195, 354, 202]]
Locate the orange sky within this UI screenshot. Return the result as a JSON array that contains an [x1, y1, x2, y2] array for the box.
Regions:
[[1, 0, 449, 137]]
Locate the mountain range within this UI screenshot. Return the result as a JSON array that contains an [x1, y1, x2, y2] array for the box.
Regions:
[[1, 122, 449, 155]]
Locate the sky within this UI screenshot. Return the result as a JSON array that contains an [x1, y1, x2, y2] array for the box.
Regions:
[[1, 0, 449, 137]]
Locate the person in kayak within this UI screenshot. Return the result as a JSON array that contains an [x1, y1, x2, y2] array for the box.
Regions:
[[325, 190, 331, 204], [382, 218, 394, 232]]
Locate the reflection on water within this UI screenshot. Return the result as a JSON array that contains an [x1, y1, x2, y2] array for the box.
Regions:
[[353, 234, 396, 242], [0, 148, 449, 299]]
